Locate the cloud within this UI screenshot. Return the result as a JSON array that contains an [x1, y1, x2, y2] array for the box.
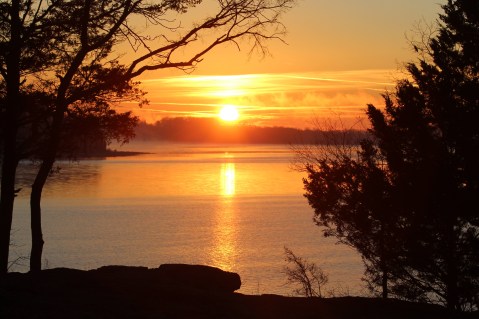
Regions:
[[123, 70, 397, 127]]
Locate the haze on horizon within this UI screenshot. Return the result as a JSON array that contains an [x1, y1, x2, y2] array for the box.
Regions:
[[117, 0, 446, 129]]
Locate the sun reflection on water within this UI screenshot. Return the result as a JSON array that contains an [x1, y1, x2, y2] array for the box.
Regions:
[[221, 162, 236, 196], [209, 161, 238, 271], [211, 204, 237, 272]]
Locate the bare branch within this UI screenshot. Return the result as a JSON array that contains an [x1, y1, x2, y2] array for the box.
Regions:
[[125, 0, 295, 79], [283, 246, 328, 298]]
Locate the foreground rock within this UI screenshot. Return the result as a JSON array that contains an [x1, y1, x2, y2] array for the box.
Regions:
[[0, 265, 473, 319], [156, 264, 241, 293], [92, 264, 241, 293]]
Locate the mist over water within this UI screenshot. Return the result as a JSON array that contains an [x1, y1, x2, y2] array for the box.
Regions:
[[11, 142, 363, 295]]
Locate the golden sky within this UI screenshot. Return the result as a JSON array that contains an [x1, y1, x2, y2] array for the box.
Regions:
[[121, 0, 445, 129]]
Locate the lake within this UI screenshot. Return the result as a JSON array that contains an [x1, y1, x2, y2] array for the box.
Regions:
[[11, 142, 364, 295]]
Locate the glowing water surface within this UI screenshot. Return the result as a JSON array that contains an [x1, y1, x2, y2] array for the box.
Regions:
[[11, 142, 364, 295]]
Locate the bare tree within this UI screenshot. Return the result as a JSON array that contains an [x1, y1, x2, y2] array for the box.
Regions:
[[283, 246, 328, 298], [0, 0, 296, 273], [0, 0, 63, 275]]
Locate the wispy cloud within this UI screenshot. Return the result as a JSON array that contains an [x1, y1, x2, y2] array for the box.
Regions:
[[124, 70, 398, 127]]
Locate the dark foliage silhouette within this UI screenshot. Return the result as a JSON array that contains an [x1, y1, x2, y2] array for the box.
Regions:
[[300, 137, 397, 299], [301, 0, 479, 311]]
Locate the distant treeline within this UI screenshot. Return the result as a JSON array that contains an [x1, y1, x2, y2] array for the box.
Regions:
[[134, 117, 369, 144]]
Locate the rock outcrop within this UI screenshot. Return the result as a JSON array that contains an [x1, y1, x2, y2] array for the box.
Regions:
[[1, 265, 469, 319], [157, 264, 241, 293]]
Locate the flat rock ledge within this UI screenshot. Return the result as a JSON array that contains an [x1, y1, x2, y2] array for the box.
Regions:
[[96, 264, 242, 293], [3, 264, 241, 294]]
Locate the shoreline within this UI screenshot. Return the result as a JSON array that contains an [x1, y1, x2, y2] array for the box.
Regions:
[[57, 149, 150, 159], [0, 265, 471, 319]]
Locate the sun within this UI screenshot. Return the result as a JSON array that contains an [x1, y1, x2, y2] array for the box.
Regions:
[[219, 105, 240, 121]]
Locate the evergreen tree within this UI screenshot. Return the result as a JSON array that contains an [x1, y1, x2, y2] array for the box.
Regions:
[[303, 140, 397, 299], [367, 0, 479, 310], [302, 0, 479, 310]]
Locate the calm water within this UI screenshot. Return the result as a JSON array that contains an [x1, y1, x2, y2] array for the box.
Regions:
[[11, 142, 364, 295]]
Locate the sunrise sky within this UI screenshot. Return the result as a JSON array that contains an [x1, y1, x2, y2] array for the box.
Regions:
[[120, 0, 446, 129]]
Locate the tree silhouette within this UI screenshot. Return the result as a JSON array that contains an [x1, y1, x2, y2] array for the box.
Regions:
[[60, 102, 138, 157], [0, 0, 296, 273], [367, 0, 479, 310], [23, 93, 139, 272], [302, 139, 398, 299], [0, 0, 61, 275], [301, 0, 479, 310], [283, 246, 328, 298]]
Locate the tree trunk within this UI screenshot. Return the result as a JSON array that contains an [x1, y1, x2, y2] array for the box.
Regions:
[[379, 247, 388, 299], [381, 268, 388, 299], [0, 97, 19, 274], [445, 221, 459, 311], [29, 160, 53, 273], [0, 0, 22, 275], [0, 150, 18, 274], [29, 102, 66, 272], [379, 221, 388, 299], [29, 122, 62, 272]]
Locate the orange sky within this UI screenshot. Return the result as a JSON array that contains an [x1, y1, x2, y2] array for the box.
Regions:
[[120, 0, 445, 129]]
